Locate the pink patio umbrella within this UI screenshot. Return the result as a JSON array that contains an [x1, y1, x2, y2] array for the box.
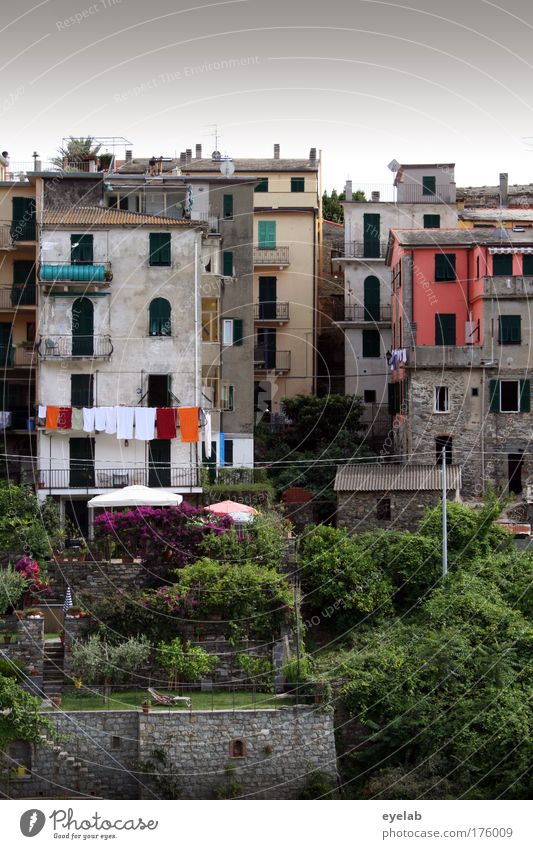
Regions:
[[205, 500, 258, 523]]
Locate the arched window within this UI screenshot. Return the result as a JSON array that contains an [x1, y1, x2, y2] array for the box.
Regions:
[[229, 738, 246, 758], [363, 276, 380, 322], [149, 298, 171, 336], [72, 297, 94, 356]]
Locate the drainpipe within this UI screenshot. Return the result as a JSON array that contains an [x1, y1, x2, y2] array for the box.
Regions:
[[194, 236, 199, 406]]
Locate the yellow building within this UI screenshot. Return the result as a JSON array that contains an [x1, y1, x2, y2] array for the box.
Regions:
[[182, 144, 321, 419], [0, 160, 38, 479]]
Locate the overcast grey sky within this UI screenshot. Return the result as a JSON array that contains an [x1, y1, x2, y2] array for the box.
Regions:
[[2, 0, 533, 190]]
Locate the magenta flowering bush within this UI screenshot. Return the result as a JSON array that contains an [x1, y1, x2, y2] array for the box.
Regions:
[[14, 556, 51, 604]]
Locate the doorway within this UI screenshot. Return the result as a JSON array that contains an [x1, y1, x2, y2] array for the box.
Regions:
[[508, 453, 523, 495]]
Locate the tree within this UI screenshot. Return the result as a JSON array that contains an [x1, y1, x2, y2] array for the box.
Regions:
[[200, 510, 290, 571], [0, 567, 28, 615], [0, 483, 61, 563], [71, 635, 150, 698], [52, 136, 101, 169], [157, 639, 217, 689], [0, 675, 52, 749], [322, 188, 366, 223], [280, 394, 364, 453]]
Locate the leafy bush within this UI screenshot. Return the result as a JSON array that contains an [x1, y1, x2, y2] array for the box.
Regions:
[[297, 770, 338, 799], [200, 511, 290, 571], [0, 675, 53, 747], [0, 484, 61, 561], [157, 639, 217, 687], [0, 659, 25, 681], [72, 635, 151, 696], [237, 654, 274, 691], [0, 567, 28, 615]]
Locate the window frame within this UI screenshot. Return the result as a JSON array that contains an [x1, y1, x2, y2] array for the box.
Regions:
[[254, 177, 269, 193], [222, 319, 234, 346], [149, 232, 171, 267], [362, 328, 381, 358], [221, 383, 235, 412], [290, 177, 305, 193], [223, 194, 234, 220], [422, 175, 436, 196], [498, 315, 521, 345], [434, 385, 449, 413], [423, 214, 440, 229], [434, 253, 456, 282]]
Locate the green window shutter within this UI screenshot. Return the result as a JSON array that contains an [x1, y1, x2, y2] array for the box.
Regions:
[[223, 194, 234, 219], [71, 375, 94, 407], [499, 315, 521, 344], [489, 379, 500, 412], [149, 233, 171, 266], [435, 314, 456, 345], [363, 276, 380, 320], [233, 318, 244, 346], [523, 254, 533, 274], [363, 213, 381, 258], [291, 177, 305, 193], [362, 329, 380, 357], [13, 261, 36, 285], [255, 178, 268, 193], [11, 197, 36, 240], [402, 376, 409, 412], [72, 297, 94, 356], [492, 254, 513, 276], [424, 214, 440, 228], [149, 298, 171, 336], [520, 379, 531, 412], [258, 221, 276, 249], [435, 253, 456, 281], [388, 382, 400, 415], [223, 251, 234, 276], [71, 234, 93, 263], [422, 175, 436, 195]]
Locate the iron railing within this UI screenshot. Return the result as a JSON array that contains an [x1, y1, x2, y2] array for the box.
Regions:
[[253, 349, 291, 372], [38, 466, 202, 490], [395, 184, 456, 203], [37, 335, 113, 359], [0, 286, 37, 308], [253, 246, 290, 266], [39, 261, 112, 283], [331, 240, 388, 259], [0, 346, 36, 368], [333, 304, 392, 322], [0, 224, 14, 250], [253, 302, 290, 321]]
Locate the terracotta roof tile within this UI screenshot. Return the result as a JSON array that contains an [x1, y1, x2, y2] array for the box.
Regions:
[[43, 206, 203, 227]]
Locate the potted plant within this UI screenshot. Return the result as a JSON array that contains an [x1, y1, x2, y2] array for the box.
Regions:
[[23, 607, 43, 619], [51, 695, 61, 707], [142, 700, 151, 714], [59, 629, 65, 645], [3, 631, 13, 644], [16, 765, 28, 778]]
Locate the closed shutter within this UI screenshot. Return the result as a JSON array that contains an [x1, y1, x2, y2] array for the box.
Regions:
[[233, 318, 244, 346], [435, 314, 456, 345], [223, 194, 234, 219], [423, 214, 440, 228], [255, 178, 268, 193], [489, 379, 499, 412], [435, 253, 456, 281], [388, 382, 400, 415], [258, 221, 276, 249], [149, 233, 171, 266], [72, 297, 94, 356], [148, 440, 171, 487], [523, 254, 533, 275], [520, 379, 531, 412], [492, 254, 513, 276], [149, 298, 171, 336], [69, 438, 95, 487], [291, 177, 305, 192], [71, 234, 93, 264], [71, 375, 94, 407], [499, 315, 521, 344], [363, 213, 380, 258], [223, 251, 234, 276], [422, 175, 436, 195], [363, 276, 380, 321], [362, 329, 380, 357], [11, 197, 36, 240]]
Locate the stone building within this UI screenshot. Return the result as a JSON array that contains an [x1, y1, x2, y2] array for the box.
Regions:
[[335, 463, 461, 531]]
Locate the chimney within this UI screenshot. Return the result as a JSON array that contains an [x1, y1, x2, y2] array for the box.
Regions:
[[499, 172, 508, 206], [180, 152, 187, 165], [195, 143, 202, 159], [125, 149, 132, 162], [309, 147, 317, 162], [371, 191, 380, 202], [273, 143, 280, 159], [345, 180, 353, 202], [186, 148, 192, 164]]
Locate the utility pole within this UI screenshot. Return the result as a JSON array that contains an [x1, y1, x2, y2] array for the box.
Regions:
[[442, 446, 448, 576]]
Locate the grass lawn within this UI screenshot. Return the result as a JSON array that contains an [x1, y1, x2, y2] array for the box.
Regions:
[[47, 689, 293, 712]]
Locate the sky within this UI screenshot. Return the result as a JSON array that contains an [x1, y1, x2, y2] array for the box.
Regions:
[[2, 0, 533, 191]]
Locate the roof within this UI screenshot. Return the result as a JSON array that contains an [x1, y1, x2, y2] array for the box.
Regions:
[[334, 463, 462, 492], [181, 158, 319, 173], [394, 163, 455, 186], [459, 208, 533, 221], [43, 206, 203, 227], [389, 227, 533, 247]]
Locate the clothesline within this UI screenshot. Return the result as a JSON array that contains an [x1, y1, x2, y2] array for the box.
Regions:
[[36, 405, 210, 446]]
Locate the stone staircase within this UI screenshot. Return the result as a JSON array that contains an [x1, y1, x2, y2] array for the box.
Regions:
[[42, 640, 65, 696], [43, 736, 117, 799]]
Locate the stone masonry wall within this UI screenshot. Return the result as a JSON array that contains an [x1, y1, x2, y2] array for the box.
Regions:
[[336, 489, 457, 532], [47, 560, 150, 601]]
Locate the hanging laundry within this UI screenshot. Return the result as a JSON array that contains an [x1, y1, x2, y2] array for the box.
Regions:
[[94, 408, 107, 431], [38, 405, 46, 420], [46, 406, 60, 429], [134, 407, 156, 441], [178, 407, 199, 443], [58, 407, 72, 429], [156, 408, 177, 439], [204, 411, 212, 458], [83, 407, 95, 433], [116, 407, 134, 440], [104, 407, 117, 435], [71, 408, 83, 430], [0, 411, 12, 430]]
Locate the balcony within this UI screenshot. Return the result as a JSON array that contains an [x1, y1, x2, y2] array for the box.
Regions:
[[192, 212, 220, 234], [10, 220, 36, 242], [484, 275, 533, 298], [0, 409, 36, 431], [38, 466, 202, 490], [254, 348, 291, 372], [37, 335, 113, 359], [333, 304, 392, 325], [254, 302, 290, 322], [405, 346, 496, 369], [395, 184, 456, 204], [0, 224, 14, 250], [253, 246, 290, 267], [332, 241, 389, 260], [0, 345, 36, 368], [0, 286, 37, 309], [39, 261, 112, 284]]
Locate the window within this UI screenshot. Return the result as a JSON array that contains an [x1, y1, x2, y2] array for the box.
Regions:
[[26, 322, 36, 343], [490, 379, 530, 413], [147, 374, 171, 407], [362, 329, 380, 357], [499, 315, 521, 344], [435, 314, 456, 345], [422, 175, 436, 195], [229, 739, 246, 758], [111, 736, 122, 751], [224, 439, 234, 466], [291, 177, 305, 193], [434, 253, 456, 281], [363, 276, 380, 321], [71, 375, 94, 407], [476, 256, 480, 278], [472, 387, 479, 397], [13, 260, 36, 285], [376, 498, 391, 520], [148, 439, 171, 487], [149, 232, 171, 266], [364, 389, 376, 403], [223, 251, 234, 277], [202, 365, 220, 407], [436, 435, 452, 465], [423, 214, 440, 228], [69, 437, 95, 487], [223, 194, 234, 219], [202, 297, 219, 342], [258, 221, 276, 249], [221, 384, 235, 411], [388, 382, 400, 415], [149, 298, 171, 336], [435, 385, 449, 412], [72, 297, 94, 356], [71, 234, 93, 264], [223, 319, 234, 345], [255, 178, 268, 193], [523, 254, 533, 275], [492, 253, 512, 276]]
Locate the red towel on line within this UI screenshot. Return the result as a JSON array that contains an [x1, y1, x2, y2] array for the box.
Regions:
[[156, 408, 177, 439], [178, 407, 199, 443], [58, 407, 72, 429]]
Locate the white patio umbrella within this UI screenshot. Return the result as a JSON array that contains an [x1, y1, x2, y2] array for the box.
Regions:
[[87, 485, 183, 508]]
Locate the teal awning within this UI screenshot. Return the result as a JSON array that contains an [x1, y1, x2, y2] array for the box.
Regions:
[[40, 264, 107, 282]]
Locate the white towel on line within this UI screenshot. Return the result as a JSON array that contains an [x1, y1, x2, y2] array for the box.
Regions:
[[83, 408, 95, 433], [134, 407, 156, 441], [94, 408, 107, 431], [38, 405, 46, 420], [204, 412, 212, 458], [104, 407, 117, 434], [116, 407, 134, 440]]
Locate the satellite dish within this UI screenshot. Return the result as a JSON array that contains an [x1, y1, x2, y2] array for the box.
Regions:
[[220, 159, 235, 177], [388, 159, 400, 172], [211, 150, 221, 161]]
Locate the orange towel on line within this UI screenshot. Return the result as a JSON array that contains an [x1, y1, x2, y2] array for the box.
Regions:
[[45, 406, 60, 429], [178, 407, 199, 443]]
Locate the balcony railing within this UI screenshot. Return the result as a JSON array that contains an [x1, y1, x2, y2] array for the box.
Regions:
[[0, 286, 37, 308], [253, 348, 291, 372], [37, 335, 113, 359], [38, 466, 202, 490], [253, 302, 290, 321], [191, 212, 221, 234], [0, 346, 36, 368], [253, 246, 290, 266], [331, 241, 389, 259], [0, 224, 14, 250], [333, 304, 392, 323], [405, 346, 494, 369], [395, 184, 456, 204], [39, 261, 112, 283]]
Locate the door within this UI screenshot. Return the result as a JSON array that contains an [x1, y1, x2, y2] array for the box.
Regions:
[[0, 323, 13, 367], [149, 439, 171, 487], [201, 440, 217, 484], [12, 261, 36, 306], [69, 438, 95, 487], [11, 197, 36, 241], [258, 221, 276, 249], [147, 374, 170, 407], [64, 499, 90, 541], [72, 298, 94, 356], [508, 453, 523, 495], [363, 213, 380, 258], [363, 276, 380, 321], [259, 276, 277, 320], [258, 328, 276, 369]]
